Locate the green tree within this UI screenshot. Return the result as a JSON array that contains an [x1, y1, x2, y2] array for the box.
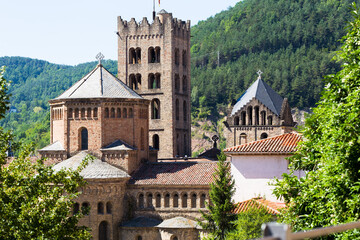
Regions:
[[227, 203, 274, 240], [199, 152, 236, 239], [0, 67, 91, 239], [273, 3, 360, 239]]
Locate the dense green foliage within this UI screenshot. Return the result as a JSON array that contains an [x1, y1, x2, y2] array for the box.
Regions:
[[0, 57, 117, 149], [0, 68, 91, 239], [1, 0, 358, 148], [273, 3, 360, 238], [227, 203, 274, 240], [191, 0, 357, 114], [199, 152, 236, 240]]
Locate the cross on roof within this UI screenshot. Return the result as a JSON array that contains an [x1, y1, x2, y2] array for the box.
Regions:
[[257, 70, 263, 79], [96, 52, 105, 65]]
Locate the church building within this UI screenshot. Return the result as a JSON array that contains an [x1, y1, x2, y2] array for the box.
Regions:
[[38, 11, 215, 240]]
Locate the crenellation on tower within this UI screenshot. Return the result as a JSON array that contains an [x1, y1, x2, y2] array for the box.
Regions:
[[117, 10, 191, 158]]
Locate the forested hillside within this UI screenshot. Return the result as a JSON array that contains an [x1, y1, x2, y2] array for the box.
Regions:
[[0, 0, 357, 150], [0, 57, 117, 148], [190, 0, 356, 113]]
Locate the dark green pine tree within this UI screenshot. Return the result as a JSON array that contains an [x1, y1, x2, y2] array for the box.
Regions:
[[199, 152, 236, 240]]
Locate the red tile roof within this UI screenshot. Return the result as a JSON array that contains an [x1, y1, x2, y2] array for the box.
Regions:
[[224, 132, 302, 154], [129, 162, 218, 185], [233, 198, 286, 215]]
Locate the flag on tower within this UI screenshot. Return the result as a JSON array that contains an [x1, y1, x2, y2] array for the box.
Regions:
[[158, 0, 160, 6]]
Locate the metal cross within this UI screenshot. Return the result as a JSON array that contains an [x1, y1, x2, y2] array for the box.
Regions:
[[96, 52, 105, 65], [257, 69, 263, 79]]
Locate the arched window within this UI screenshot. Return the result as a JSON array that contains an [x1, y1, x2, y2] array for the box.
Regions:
[[140, 128, 145, 151], [182, 50, 187, 67], [99, 221, 109, 240], [148, 47, 155, 63], [182, 194, 188, 208], [81, 108, 85, 118], [155, 47, 161, 63], [129, 74, 136, 90], [136, 48, 141, 64], [129, 48, 136, 64], [73, 203, 79, 215], [183, 101, 187, 122], [191, 194, 197, 208], [241, 111, 246, 125], [93, 107, 98, 118], [261, 111, 266, 125], [200, 194, 206, 208], [75, 108, 79, 119], [175, 48, 179, 65], [68, 108, 73, 119], [155, 73, 161, 88], [87, 108, 91, 118], [182, 76, 187, 92], [172, 236, 178, 240], [123, 108, 127, 118], [81, 128, 88, 150], [234, 116, 240, 125], [105, 108, 109, 118], [156, 193, 161, 208], [129, 108, 133, 118], [175, 99, 179, 121], [254, 106, 260, 125], [117, 108, 121, 118], [153, 134, 159, 150], [106, 202, 112, 214], [151, 99, 160, 119], [240, 133, 247, 145], [165, 193, 170, 208], [111, 108, 115, 118], [268, 116, 273, 125], [174, 74, 180, 91], [81, 202, 90, 216], [147, 193, 153, 208], [247, 106, 253, 125], [138, 194, 144, 209], [136, 74, 141, 90], [184, 134, 187, 156], [137, 236, 143, 240], [148, 73, 155, 89], [98, 202, 104, 214], [260, 133, 268, 139], [173, 194, 179, 208]]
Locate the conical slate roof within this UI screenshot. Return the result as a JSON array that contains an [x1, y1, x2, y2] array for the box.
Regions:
[[56, 64, 142, 100], [231, 78, 284, 117]]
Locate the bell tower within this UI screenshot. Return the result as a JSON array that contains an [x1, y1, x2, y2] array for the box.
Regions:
[[117, 10, 191, 158]]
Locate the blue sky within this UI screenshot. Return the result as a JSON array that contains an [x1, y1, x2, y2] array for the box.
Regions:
[[0, 0, 239, 65]]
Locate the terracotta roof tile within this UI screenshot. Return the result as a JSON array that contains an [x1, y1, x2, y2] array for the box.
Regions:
[[129, 162, 217, 185], [233, 198, 286, 215], [224, 132, 302, 154]]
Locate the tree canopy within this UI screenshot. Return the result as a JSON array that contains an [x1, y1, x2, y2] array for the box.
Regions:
[[273, 3, 360, 239], [0, 67, 91, 240]]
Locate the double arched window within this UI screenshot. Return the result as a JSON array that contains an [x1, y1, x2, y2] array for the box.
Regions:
[[129, 48, 141, 64]]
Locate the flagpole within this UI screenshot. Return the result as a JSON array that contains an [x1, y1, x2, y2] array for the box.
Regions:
[[153, 0, 155, 20]]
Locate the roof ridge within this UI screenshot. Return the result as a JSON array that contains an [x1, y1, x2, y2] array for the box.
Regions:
[[67, 64, 99, 98]]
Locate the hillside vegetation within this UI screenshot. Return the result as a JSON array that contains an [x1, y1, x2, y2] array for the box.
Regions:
[[0, 0, 357, 150]]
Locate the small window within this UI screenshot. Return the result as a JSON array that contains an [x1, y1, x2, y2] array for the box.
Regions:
[[105, 108, 109, 118], [260, 133, 268, 139], [73, 203, 80, 215], [153, 134, 159, 150], [174, 74, 180, 91], [182, 75, 187, 92], [129, 108, 133, 118], [81, 108, 85, 118], [175, 99, 179, 121], [191, 194, 197, 208], [147, 193, 153, 208], [234, 116, 240, 125], [111, 108, 115, 118], [240, 133, 247, 145], [175, 48, 179, 65], [137, 236, 143, 240], [261, 111, 266, 125], [151, 99, 160, 119], [182, 194, 188, 208], [87, 108, 91, 118], [182, 50, 187, 67], [81, 202, 90, 216], [75, 108, 79, 119], [98, 202, 104, 214], [165, 193, 170, 208], [268, 116, 273, 125], [139, 194, 144, 209], [183, 101, 187, 122], [68, 108, 73, 119], [123, 108, 127, 118], [200, 194, 206, 208], [81, 128, 88, 150], [93, 108, 98, 118], [173, 194, 179, 208], [117, 108, 121, 118], [156, 194, 161, 208], [106, 202, 112, 214]]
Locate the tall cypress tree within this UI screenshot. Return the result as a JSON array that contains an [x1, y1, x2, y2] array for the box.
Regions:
[[274, 3, 360, 239], [199, 152, 236, 240]]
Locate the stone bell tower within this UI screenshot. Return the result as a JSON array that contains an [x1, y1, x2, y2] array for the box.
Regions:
[[117, 10, 191, 158]]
